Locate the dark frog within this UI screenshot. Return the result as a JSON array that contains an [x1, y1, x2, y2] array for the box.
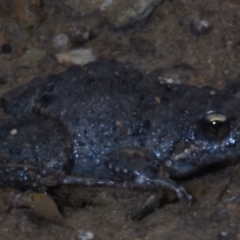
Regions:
[[1, 60, 240, 204]]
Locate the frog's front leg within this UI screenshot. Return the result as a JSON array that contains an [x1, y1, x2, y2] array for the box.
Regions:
[[105, 148, 193, 202]]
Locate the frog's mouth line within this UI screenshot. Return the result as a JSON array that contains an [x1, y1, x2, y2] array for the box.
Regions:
[[172, 141, 204, 162], [172, 137, 237, 164]]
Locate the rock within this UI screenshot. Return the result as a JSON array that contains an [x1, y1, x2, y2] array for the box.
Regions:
[[17, 48, 46, 68], [67, 23, 93, 45], [67, 0, 164, 30], [103, 0, 164, 29], [30, 193, 63, 222], [10, 192, 63, 222], [56, 48, 96, 66]]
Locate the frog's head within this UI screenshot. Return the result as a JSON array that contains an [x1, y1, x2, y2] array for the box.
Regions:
[[165, 82, 240, 177]]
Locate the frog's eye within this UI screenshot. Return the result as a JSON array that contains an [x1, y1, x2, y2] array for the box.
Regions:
[[200, 113, 230, 139]]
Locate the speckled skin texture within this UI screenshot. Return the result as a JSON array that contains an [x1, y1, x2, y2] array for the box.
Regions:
[[1, 60, 240, 199], [0, 116, 73, 190]]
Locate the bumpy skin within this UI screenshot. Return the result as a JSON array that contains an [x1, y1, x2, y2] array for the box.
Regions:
[[0, 116, 73, 190], [1, 60, 240, 199]]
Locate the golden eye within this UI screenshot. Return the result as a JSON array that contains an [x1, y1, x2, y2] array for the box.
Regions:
[[200, 113, 230, 139]]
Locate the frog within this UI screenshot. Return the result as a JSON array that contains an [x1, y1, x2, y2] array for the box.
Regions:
[[1, 59, 240, 205]]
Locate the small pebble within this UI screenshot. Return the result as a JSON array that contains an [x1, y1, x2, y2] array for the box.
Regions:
[[53, 34, 69, 47], [210, 91, 216, 95], [159, 77, 181, 84], [100, 0, 113, 11], [56, 48, 96, 66], [76, 231, 94, 240], [53, 33, 72, 51], [68, 23, 93, 45], [1, 43, 12, 53], [218, 231, 230, 240], [10, 129, 18, 135], [189, 19, 212, 37]]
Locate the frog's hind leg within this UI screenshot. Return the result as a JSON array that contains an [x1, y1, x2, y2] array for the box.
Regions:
[[63, 173, 193, 221], [62, 173, 193, 203]]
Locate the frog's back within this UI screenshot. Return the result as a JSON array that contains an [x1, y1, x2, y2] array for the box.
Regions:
[[1, 61, 200, 150]]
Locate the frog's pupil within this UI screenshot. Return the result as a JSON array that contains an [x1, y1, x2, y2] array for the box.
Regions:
[[211, 120, 222, 130], [200, 113, 230, 139], [210, 120, 224, 136]]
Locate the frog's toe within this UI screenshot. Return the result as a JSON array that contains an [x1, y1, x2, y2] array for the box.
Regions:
[[175, 185, 194, 204], [133, 174, 194, 205]]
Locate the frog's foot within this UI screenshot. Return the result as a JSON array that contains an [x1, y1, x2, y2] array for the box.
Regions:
[[130, 174, 193, 204]]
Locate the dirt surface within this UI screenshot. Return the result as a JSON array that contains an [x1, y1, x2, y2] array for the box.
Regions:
[[1, 0, 240, 239]]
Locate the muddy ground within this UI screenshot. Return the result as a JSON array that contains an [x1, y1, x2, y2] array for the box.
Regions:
[[0, 0, 240, 239]]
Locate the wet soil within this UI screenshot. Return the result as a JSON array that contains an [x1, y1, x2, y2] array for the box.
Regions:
[[1, 0, 240, 239]]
